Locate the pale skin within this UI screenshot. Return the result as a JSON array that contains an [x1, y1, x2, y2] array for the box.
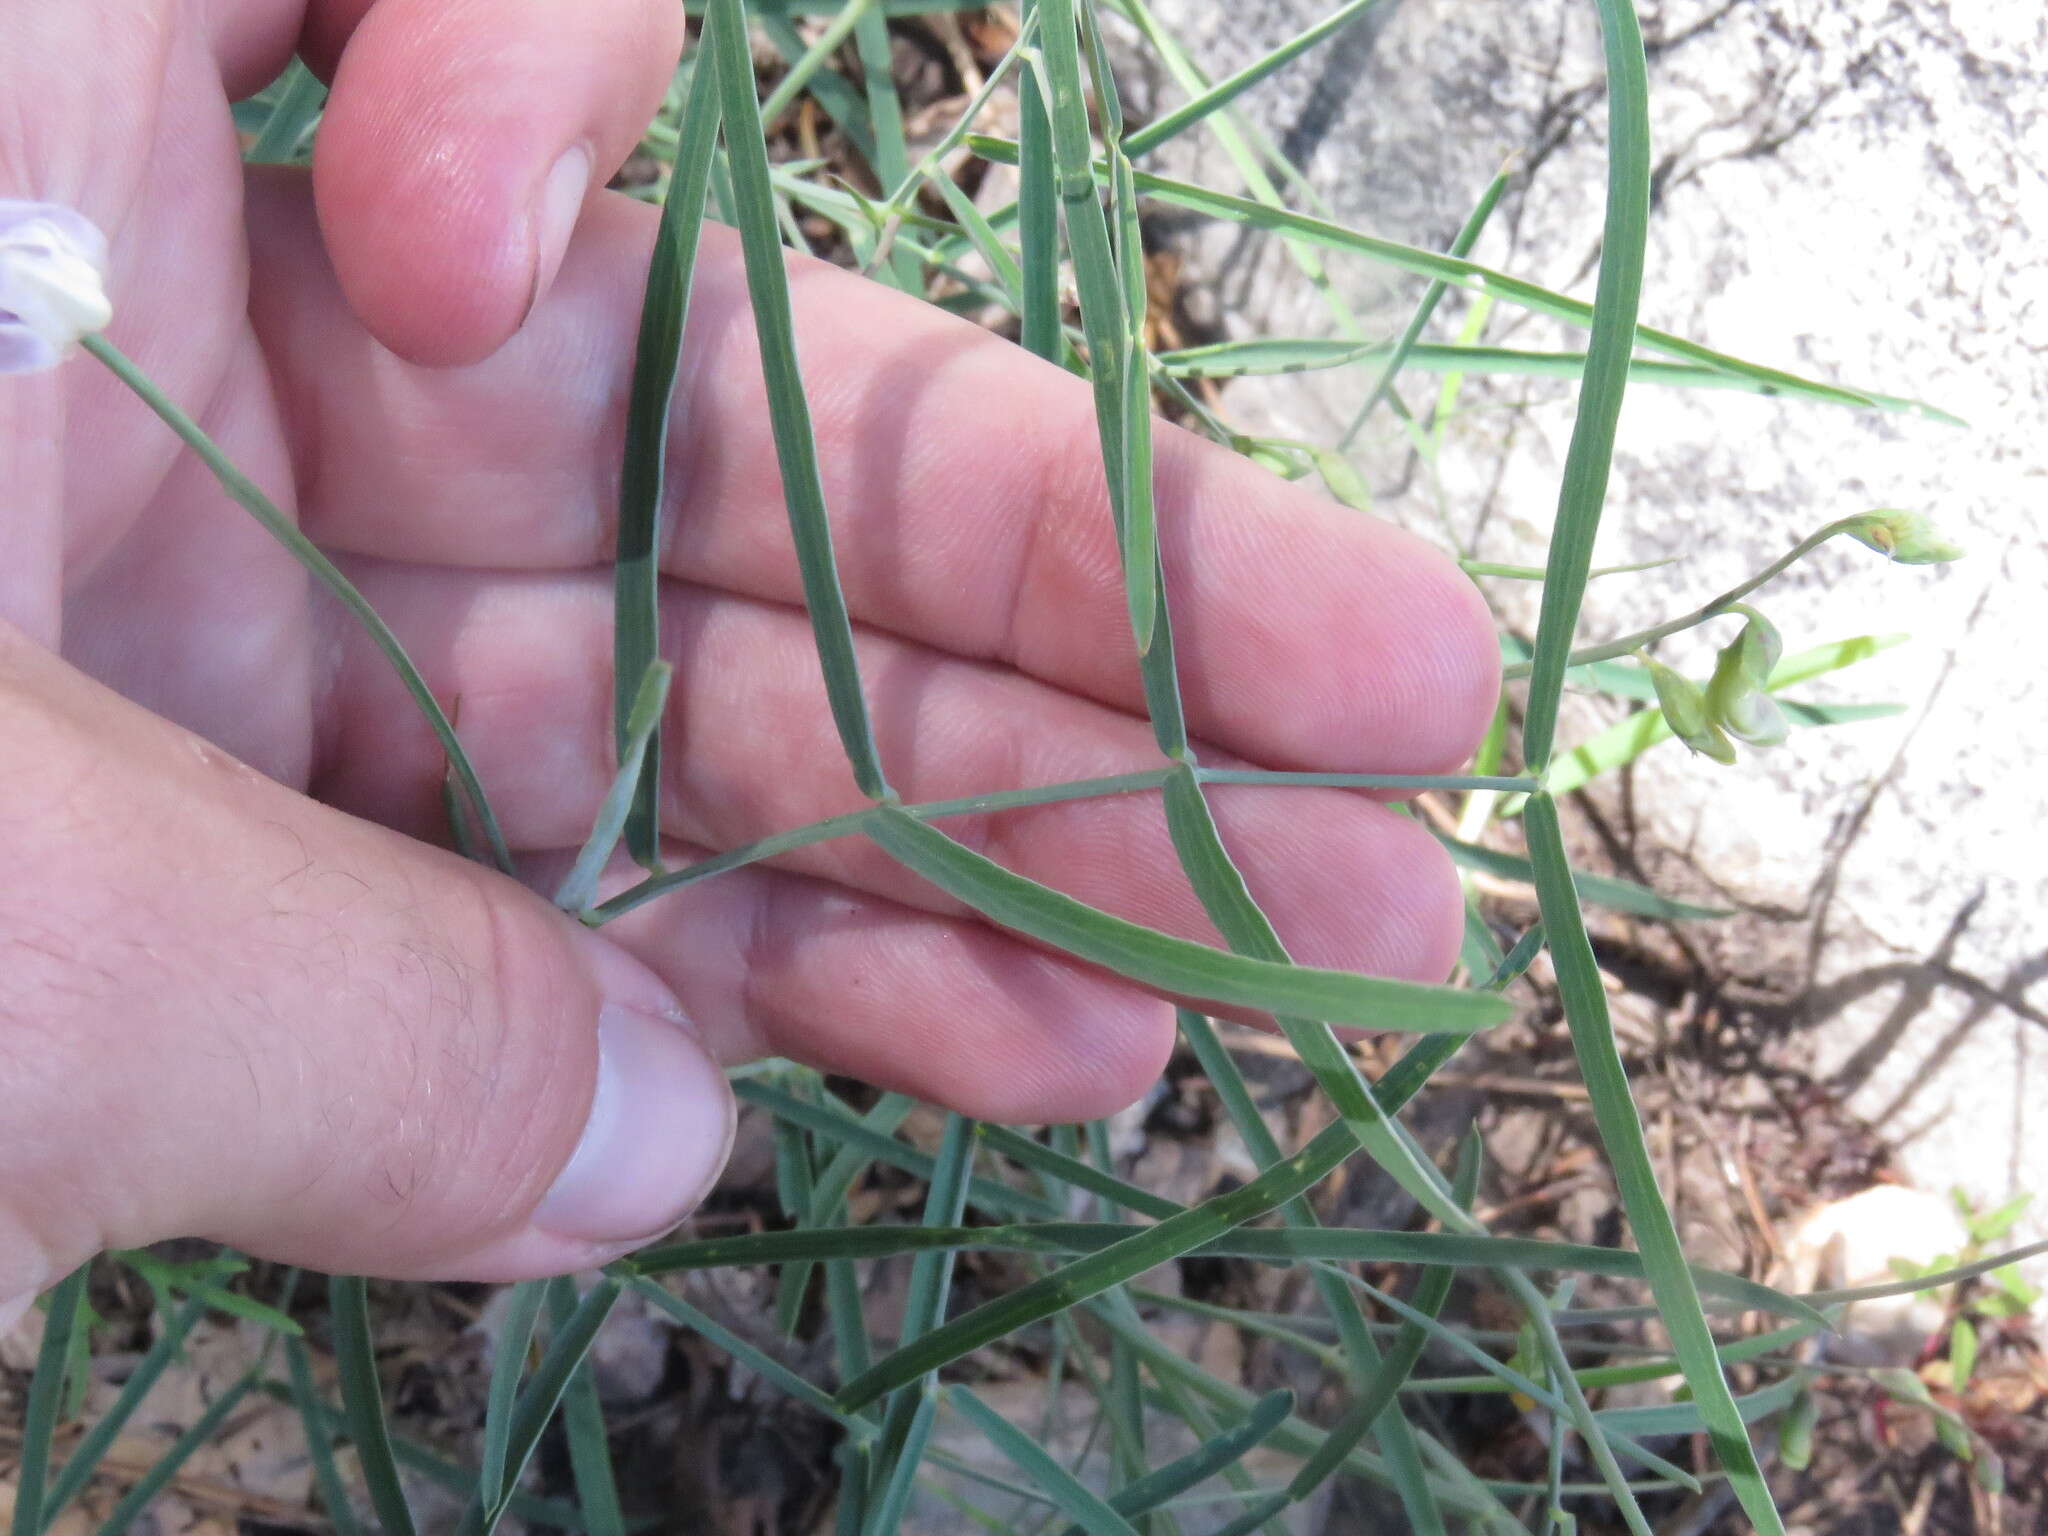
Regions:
[[0, 0, 1498, 1320]]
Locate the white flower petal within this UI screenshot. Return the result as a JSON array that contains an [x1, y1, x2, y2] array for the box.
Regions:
[[0, 201, 113, 375]]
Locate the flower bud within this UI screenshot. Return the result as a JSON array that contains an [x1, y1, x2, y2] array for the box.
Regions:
[[1718, 685, 1789, 747], [1646, 656, 1737, 764], [1841, 509, 1964, 565], [1727, 607, 1782, 689]]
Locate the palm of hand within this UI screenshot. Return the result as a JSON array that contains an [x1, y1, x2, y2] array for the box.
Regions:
[[0, 0, 1494, 1287]]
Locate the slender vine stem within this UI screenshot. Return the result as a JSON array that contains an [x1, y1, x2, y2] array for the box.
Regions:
[[1505, 517, 1861, 678]]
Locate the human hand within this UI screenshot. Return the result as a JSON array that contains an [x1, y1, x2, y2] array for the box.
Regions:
[[0, 0, 1498, 1325]]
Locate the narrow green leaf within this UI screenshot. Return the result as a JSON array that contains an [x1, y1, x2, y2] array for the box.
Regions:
[[1519, 0, 1652, 771], [242, 57, 327, 165], [283, 1337, 367, 1536], [1484, 923, 1548, 990], [963, 139, 1949, 422], [754, 13, 879, 166], [1461, 900, 1507, 986], [626, 1277, 850, 1422], [463, 1277, 623, 1536], [979, 1123, 1183, 1220], [559, 661, 674, 911], [829, 1118, 1377, 1413], [1209, 1493, 1292, 1536], [13, 1266, 89, 1536], [862, 1388, 938, 1536], [617, 41, 722, 865], [1527, 791, 1784, 1536], [852, 5, 923, 292], [810, 1092, 919, 1220], [1055, 1389, 1293, 1535], [1087, 1306, 1490, 1519], [947, 1386, 1142, 1536], [863, 12, 1038, 276], [867, 1115, 975, 1521], [1121, 0, 1389, 157], [929, 171, 1027, 300], [1594, 1371, 1802, 1438], [94, 1371, 261, 1536], [817, 1202, 1812, 1411], [480, 1282, 548, 1506], [1110, 0, 1366, 341], [708, 0, 892, 800], [730, 1077, 1059, 1219], [329, 1275, 419, 1536], [758, 0, 877, 126], [269, 1385, 604, 1533], [772, 1112, 822, 1336], [1286, 1136, 1480, 1503], [590, 767, 1176, 922], [1016, 44, 1064, 364], [41, 1298, 207, 1527], [865, 805, 1508, 1033], [901, 1114, 976, 1340], [1113, 150, 1159, 656], [1171, 338, 1887, 403], [545, 1279, 627, 1536], [1435, 832, 1731, 920]]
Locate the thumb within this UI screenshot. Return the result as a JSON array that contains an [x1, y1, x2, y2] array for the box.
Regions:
[[0, 625, 734, 1315]]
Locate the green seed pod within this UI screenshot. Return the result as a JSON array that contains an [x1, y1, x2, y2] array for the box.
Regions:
[[1310, 447, 1373, 513], [1842, 508, 1964, 565], [1975, 1447, 2006, 1494], [1777, 1387, 1818, 1472], [1647, 657, 1738, 764], [1934, 1410, 1975, 1462]]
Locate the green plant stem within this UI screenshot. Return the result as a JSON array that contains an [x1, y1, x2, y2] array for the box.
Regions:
[[80, 334, 513, 874], [1121, 0, 1389, 158], [1504, 517, 1865, 678], [759, 0, 880, 125]]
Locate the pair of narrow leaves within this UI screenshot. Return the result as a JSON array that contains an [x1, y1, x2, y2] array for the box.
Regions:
[[1645, 605, 1785, 765]]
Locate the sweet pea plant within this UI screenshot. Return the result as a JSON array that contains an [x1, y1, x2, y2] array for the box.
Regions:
[[7, 2, 2028, 1534]]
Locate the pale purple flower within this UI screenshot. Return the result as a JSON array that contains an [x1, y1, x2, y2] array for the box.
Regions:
[[0, 201, 112, 374]]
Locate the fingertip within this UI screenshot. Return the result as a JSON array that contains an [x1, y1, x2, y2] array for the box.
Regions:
[[313, 36, 526, 364], [1385, 814, 1471, 985], [308, 0, 678, 365], [1399, 533, 1504, 775]]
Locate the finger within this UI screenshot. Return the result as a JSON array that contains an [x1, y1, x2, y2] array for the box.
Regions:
[[0, 622, 734, 1307], [244, 178, 1500, 777], [316, 564, 1466, 986], [306, 0, 682, 364], [524, 842, 1176, 1124]]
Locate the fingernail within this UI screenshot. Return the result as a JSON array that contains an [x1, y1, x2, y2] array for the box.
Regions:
[[530, 1003, 735, 1245], [0, 1291, 32, 1339], [528, 145, 592, 318]]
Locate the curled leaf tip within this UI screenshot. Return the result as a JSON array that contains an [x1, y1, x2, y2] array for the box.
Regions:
[[0, 201, 112, 374]]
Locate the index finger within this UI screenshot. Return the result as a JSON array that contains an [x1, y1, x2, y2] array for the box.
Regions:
[[249, 179, 1500, 777]]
